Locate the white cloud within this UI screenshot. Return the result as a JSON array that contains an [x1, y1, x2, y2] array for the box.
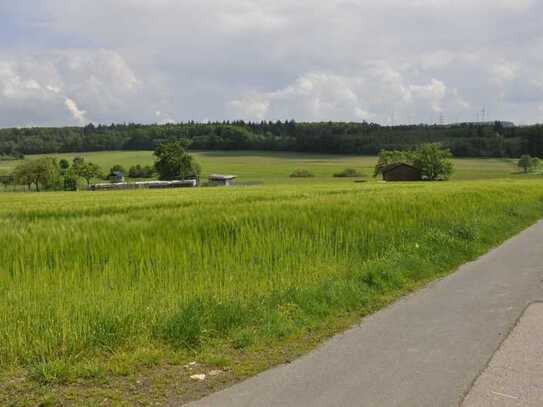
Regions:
[[46, 85, 62, 94], [230, 73, 367, 121], [495, 0, 534, 11], [408, 79, 447, 113], [230, 71, 467, 123], [0, 0, 542, 125], [64, 98, 87, 125], [230, 96, 270, 121], [0, 49, 149, 126], [491, 62, 518, 83], [0, 64, 44, 99]]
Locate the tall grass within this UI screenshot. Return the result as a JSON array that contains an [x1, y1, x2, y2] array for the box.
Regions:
[[1, 180, 543, 372]]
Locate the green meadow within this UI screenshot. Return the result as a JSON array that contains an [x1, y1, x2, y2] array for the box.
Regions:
[[0, 150, 529, 185], [1, 173, 543, 404]]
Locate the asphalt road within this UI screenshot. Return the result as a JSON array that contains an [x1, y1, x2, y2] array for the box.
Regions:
[[462, 302, 543, 406], [188, 221, 543, 407]]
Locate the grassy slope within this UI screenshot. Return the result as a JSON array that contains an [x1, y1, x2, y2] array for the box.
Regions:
[[1, 179, 543, 405], [0, 150, 529, 184]]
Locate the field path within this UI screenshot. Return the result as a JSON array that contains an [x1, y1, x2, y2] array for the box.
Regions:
[[187, 220, 543, 407]]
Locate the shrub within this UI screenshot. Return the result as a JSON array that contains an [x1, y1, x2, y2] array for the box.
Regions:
[[289, 169, 314, 178], [63, 174, 78, 191], [128, 164, 155, 178], [109, 164, 126, 176], [334, 168, 362, 178], [59, 159, 70, 171], [0, 174, 15, 190], [518, 155, 540, 174]]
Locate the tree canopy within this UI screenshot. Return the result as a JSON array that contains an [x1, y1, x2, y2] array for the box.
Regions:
[[518, 155, 540, 173], [72, 158, 103, 186], [154, 140, 201, 181], [13, 157, 61, 191], [128, 164, 154, 178], [413, 144, 454, 180], [108, 164, 126, 177], [1, 121, 542, 158]]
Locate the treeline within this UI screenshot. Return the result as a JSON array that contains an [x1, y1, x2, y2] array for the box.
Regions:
[[1, 121, 543, 158]]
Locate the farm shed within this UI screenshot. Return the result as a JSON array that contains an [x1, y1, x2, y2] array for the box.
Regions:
[[108, 171, 125, 183], [91, 179, 197, 191], [380, 163, 421, 182], [147, 180, 197, 189], [208, 174, 237, 186]]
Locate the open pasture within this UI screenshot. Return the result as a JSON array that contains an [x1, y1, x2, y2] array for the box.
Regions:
[[2, 179, 543, 404], [0, 150, 529, 184]]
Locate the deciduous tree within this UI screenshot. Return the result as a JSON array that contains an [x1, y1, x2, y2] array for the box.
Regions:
[[154, 140, 201, 181], [73, 161, 103, 187], [13, 157, 61, 191], [414, 144, 454, 180], [517, 154, 540, 173]]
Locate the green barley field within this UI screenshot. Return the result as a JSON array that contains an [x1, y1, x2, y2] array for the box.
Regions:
[[1, 151, 543, 405]]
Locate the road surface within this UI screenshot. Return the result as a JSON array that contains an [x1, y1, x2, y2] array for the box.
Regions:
[[188, 221, 543, 407], [462, 302, 543, 406]]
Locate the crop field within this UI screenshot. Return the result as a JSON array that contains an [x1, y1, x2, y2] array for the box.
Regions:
[[2, 178, 543, 405], [0, 150, 529, 185]]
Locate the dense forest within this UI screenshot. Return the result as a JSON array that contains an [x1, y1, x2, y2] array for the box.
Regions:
[[1, 121, 542, 158]]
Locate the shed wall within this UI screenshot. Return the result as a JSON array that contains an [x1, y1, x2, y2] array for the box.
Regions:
[[383, 166, 420, 181]]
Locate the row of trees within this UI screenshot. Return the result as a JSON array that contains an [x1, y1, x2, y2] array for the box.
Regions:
[[1, 140, 201, 191], [6, 157, 104, 191], [1, 121, 543, 158]]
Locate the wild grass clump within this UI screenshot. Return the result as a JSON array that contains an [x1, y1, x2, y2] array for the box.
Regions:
[[289, 169, 314, 178], [1, 180, 543, 380], [160, 301, 204, 348], [333, 168, 362, 178]]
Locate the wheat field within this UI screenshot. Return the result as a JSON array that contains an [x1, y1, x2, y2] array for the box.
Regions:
[[2, 180, 543, 376]]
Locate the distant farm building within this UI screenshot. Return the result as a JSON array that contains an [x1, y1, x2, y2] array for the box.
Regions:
[[108, 171, 125, 183], [380, 163, 421, 182], [208, 174, 237, 186], [90, 179, 197, 191], [146, 180, 198, 189]]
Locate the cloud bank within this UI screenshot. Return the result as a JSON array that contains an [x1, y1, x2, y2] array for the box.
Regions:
[[0, 0, 542, 126]]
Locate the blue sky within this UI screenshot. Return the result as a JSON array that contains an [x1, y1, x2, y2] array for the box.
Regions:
[[0, 0, 542, 127]]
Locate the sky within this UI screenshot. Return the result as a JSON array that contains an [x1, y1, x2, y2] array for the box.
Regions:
[[0, 0, 542, 127]]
